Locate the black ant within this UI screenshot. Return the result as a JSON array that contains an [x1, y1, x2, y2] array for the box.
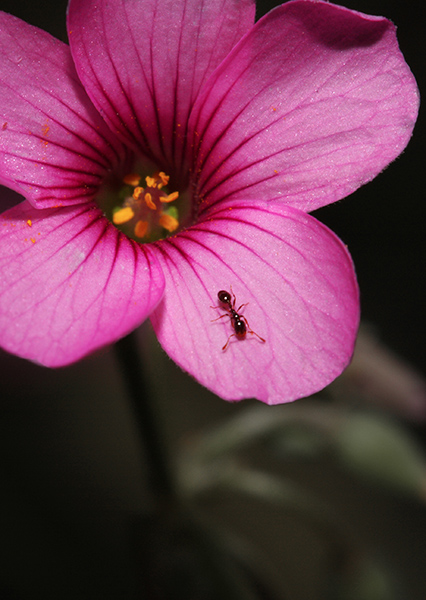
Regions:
[[211, 288, 266, 351]]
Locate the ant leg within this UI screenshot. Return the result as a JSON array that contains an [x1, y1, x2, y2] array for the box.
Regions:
[[211, 312, 230, 323], [236, 302, 248, 313], [211, 305, 231, 323], [229, 286, 248, 313], [222, 333, 237, 351], [242, 316, 266, 343], [249, 330, 266, 343]]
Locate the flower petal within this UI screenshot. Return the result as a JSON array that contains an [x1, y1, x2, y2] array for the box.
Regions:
[[191, 0, 419, 213], [0, 12, 124, 208], [0, 201, 164, 366], [150, 200, 359, 404], [67, 0, 255, 176]]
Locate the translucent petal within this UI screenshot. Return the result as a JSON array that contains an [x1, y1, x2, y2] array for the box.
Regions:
[[0, 12, 124, 208], [190, 0, 419, 213], [0, 201, 164, 366], [67, 0, 255, 177], [150, 200, 359, 403]]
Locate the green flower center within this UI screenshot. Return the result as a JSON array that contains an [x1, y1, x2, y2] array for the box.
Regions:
[[97, 167, 190, 242]]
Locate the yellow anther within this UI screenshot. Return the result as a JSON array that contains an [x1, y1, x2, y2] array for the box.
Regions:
[[26, 219, 32, 227], [159, 213, 179, 232], [160, 191, 179, 203], [144, 192, 156, 210], [132, 186, 144, 200], [157, 172, 170, 189], [134, 220, 149, 238], [123, 173, 141, 186], [145, 175, 156, 188], [113, 206, 135, 225]]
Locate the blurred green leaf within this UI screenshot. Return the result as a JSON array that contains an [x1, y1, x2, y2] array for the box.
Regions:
[[332, 556, 397, 600], [335, 412, 426, 498], [181, 400, 337, 464]]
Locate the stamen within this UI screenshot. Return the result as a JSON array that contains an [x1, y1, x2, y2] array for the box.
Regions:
[[159, 213, 179, 232], [145, 175, 156, 188], [123, 173, 142, 186], [111, 170, 181, 241], [144, 192, 156, 210], [158, 172, 170, 188], [133, 186, 144, 201], [160, 191, 179, 203], [134, 220, 149, 238], [113, 206, 135, 225]]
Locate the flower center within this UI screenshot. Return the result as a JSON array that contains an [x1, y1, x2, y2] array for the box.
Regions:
[[103, 171, 180, 241]]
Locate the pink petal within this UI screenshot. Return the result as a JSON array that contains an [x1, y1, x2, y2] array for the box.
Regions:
[[150, 200, 359, 404], [0, 201, 164, 366], [191, 0, 419, 213], [0, 12, 124, 208], [67, 0, 255, 177]]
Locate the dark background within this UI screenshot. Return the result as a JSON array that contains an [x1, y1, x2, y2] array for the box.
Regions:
[[0, 1, 425, 599]]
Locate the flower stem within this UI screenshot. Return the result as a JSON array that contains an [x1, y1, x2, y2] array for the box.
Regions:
[[114, 330, 175, 503]]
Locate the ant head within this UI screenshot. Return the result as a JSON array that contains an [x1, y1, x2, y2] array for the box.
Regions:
[[217, 290, 232, 304]]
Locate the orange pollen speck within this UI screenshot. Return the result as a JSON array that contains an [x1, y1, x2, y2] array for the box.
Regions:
[[113, 206, 135, 225], [26, 219, 32, 227]]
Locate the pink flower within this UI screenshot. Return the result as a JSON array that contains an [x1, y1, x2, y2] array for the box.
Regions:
[[0, 0, 418, 403]]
